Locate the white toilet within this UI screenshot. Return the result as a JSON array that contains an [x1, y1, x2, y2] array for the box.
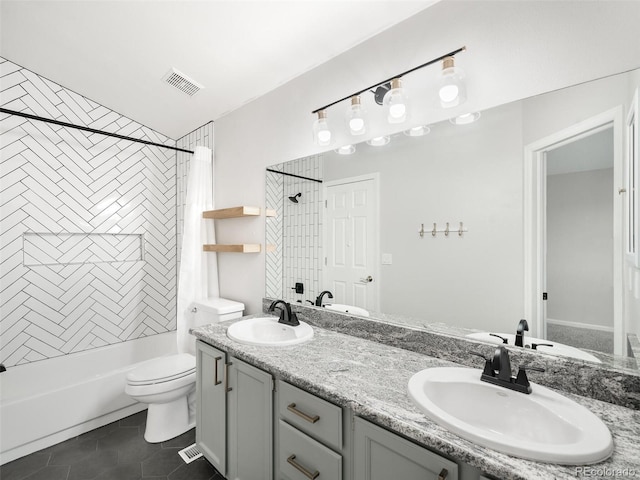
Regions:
[[125, 297, 244, 443]]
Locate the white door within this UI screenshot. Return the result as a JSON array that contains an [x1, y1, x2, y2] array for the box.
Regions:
[[324, 175, 379, 312]]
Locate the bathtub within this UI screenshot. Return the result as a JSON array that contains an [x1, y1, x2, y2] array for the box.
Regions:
[[0, 331, 177, 465]]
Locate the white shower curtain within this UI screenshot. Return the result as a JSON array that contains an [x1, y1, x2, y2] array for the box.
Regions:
[[176, 146, 220, 354]]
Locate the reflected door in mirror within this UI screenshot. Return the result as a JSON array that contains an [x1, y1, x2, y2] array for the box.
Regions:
[[324, 175, 379, 311]]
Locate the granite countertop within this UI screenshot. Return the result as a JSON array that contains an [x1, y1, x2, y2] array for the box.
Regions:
[[191, 316, 640, 480]]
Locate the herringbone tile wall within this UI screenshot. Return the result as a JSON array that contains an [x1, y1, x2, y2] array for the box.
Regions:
[[265, 156, 322, 304], [265, 168, 284, 299], [0, 57, 178, 367]]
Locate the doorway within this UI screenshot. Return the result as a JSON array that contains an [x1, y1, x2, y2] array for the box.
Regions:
[[323, 174, 379, 312], [545, 128, 614, 353], [524, 107, 625, 356]]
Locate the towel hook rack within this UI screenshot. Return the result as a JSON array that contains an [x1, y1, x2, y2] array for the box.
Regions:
[[419, 222, 468, 237]]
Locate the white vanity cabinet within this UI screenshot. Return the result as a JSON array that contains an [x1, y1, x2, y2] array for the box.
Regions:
[[276, 380, 347, 480], [196, 340, 273, 480], [354, 417, 459, 480]]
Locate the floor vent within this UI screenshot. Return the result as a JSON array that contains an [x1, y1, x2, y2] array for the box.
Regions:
[[178, 443, 203, 464], [162, 68, 203, 96]]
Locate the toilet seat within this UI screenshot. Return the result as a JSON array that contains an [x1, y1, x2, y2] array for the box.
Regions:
[[126, 353, 196, 386]]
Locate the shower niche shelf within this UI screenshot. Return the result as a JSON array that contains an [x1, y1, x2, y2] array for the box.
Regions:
[[202, 206, 275, 253]]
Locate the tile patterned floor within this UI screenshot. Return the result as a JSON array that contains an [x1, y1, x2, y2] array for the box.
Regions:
[[0, 411, 225, 480]]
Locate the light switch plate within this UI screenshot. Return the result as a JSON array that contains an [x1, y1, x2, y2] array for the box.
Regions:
[[382, 253, 392, 265]]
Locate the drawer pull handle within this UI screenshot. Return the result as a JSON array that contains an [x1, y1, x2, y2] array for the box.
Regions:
[[438, 468, 449, 480], [225, 362, 233, 393], [287, 454, 319, 479], [287, 403, 320, 424], [214, 356, 222, 386]]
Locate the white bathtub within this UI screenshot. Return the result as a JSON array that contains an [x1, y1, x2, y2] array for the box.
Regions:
[[0, 332, 178, 465]]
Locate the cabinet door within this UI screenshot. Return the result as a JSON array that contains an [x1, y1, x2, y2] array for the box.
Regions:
[[354, 417, 458, 480], [227, 356, 273, 480], [196, 340, 227, 474]]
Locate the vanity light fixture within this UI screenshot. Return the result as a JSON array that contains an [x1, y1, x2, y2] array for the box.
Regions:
[[439, 56, 467, 108], [404, 125, 431, 137], [313, 110, 332, 146], [367, 135, 390, 147], [450, 112, 481, 125], [383, 78, 409, 124], [346, 95, 367, 135], [311, 46, 466, 142], [336, 144, 356, 155]]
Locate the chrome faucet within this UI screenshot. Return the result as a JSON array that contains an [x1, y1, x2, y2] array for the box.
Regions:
[[315, 290, 333, 306], [515, 319, 529, 347], [471, 346, 545, 394], [268, 300, 300, 326]]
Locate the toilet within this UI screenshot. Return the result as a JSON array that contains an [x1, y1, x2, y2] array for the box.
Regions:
[[125, 297, 244, 443]]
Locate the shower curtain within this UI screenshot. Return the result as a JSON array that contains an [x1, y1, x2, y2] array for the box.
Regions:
[[176, 146, 220, 354]]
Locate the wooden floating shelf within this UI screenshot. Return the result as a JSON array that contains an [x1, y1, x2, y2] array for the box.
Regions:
[[202, 206, 261, 219], [203, 244, 261, 253], [265, 209, 277, 217]]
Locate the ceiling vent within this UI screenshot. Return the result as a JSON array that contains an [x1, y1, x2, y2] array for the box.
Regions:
[[162, 68, 203, 96]]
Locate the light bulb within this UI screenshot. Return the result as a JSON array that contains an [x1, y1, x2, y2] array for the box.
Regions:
[[318, 129, 331, 143], [439, 84, 459, 103], [313, 110, 332, 146], [383, 78, 409, 124], [345, 95, 367, 136], [389, 102, 406, 120], [349, 117, 365, 132], [439, 56, 466, 109]]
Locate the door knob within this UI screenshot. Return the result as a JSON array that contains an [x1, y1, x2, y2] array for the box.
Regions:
[[360, 275, 373, 283]]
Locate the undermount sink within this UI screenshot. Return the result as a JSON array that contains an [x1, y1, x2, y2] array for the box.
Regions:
[[408, 367, 613, 464], [323, 303, 370, 316], [466, 332, 602, 363], [226, 316, 314, 346]]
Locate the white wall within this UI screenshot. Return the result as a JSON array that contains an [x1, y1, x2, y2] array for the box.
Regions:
[[547, 169, 614, 328], [214, 1, 640, 316]]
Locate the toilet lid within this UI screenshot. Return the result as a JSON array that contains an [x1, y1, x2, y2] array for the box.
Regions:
[[126, 353, 196, 385]]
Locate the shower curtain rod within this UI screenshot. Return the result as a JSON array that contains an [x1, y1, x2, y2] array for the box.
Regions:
[[266, 168, 322, 183], [0, 107, 195, 154]]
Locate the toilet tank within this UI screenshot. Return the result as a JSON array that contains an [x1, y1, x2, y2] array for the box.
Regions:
[[191, 298, 245, 326]]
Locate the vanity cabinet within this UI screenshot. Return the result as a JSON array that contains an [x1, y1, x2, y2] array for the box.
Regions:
[[197, 340, 487, 480], [276, 380, 347, 480], [354, 417, 459, 480], [196, 340, 273, 480]]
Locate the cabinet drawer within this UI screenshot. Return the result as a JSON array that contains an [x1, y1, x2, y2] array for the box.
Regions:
[[279, 420, 342, 480], [278, 381, 342, 450]]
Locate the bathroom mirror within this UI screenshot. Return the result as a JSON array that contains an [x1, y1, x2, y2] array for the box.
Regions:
[[265, 67, 640, 371]]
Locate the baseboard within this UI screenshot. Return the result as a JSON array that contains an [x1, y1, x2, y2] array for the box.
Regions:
[[546, 317, 614, 333]]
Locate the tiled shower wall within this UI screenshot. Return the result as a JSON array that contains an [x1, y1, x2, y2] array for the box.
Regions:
[[265, 155, 322, 304], [0, 57, 177, 367]]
